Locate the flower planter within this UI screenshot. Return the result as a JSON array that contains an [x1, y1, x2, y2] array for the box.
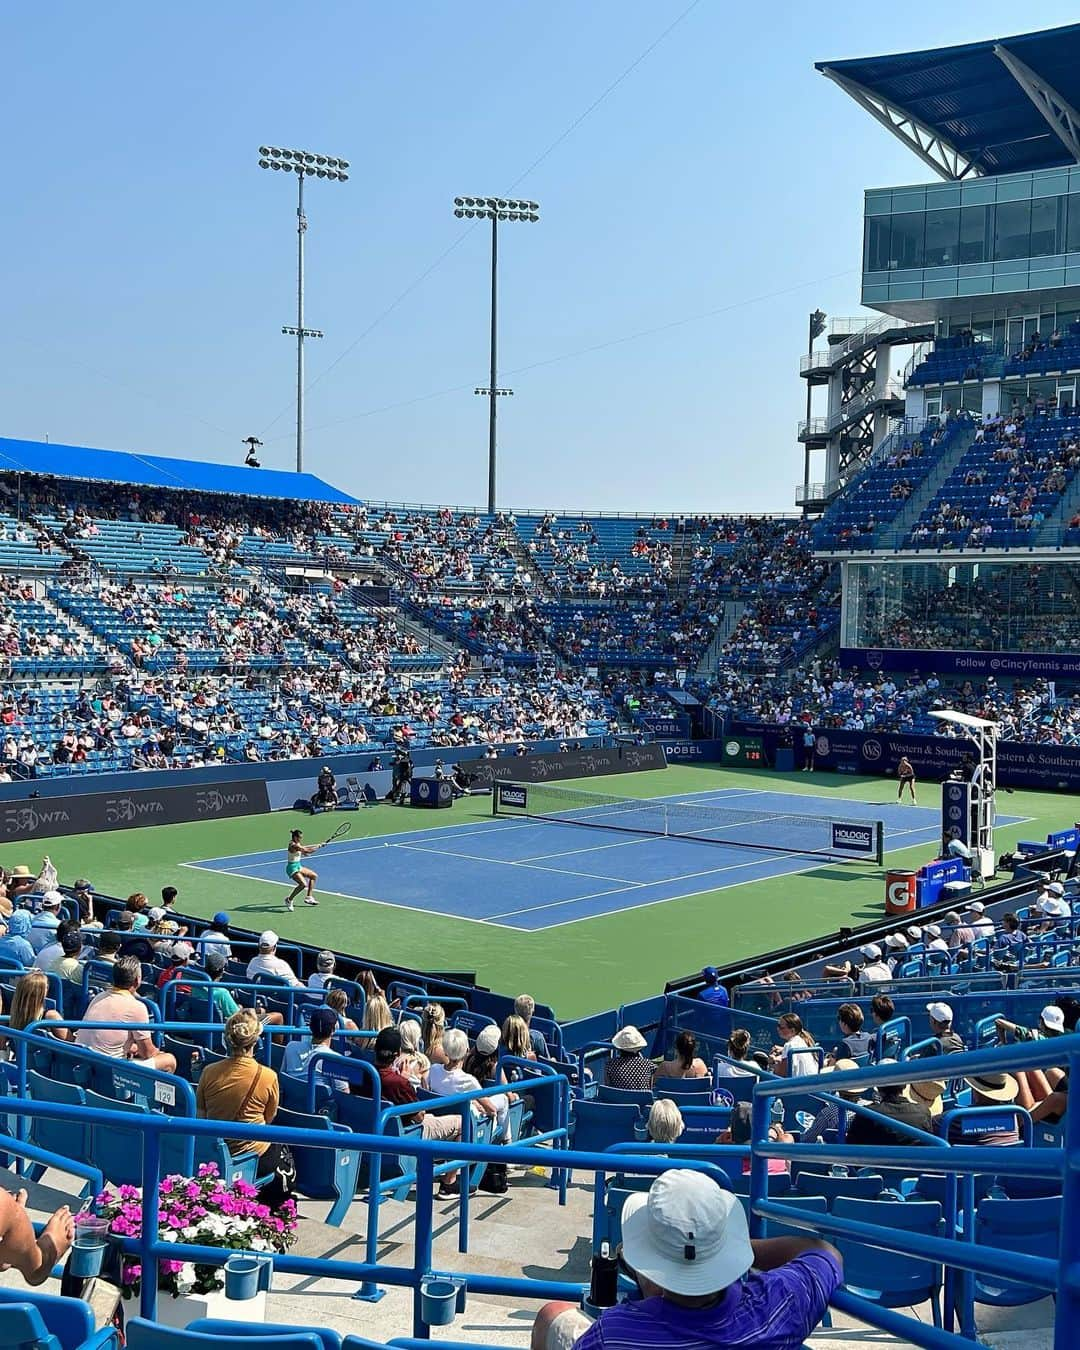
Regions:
[[124, 1287, 266, 1328]]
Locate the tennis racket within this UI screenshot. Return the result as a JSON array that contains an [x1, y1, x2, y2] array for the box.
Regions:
[[322, 821, 352, 846]]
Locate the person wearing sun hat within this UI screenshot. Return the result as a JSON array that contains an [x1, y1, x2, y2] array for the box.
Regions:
[[905, 1077, 946, 1120], [528, 1169, 842, 1350], [949, 1071, 1022, 1146], [1035, 880, 1071, 931], [605, 1025, 654, 1091]]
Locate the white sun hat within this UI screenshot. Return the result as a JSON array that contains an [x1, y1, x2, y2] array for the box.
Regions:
[[621, 1170, 754, 1296]]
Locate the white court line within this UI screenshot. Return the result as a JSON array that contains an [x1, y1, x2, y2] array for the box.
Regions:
[[514, 835, 657, 863], [177, 863, 501, 927], [516, 851, 831, 931], [486, 846, 804, 921], [190, 816, 540, 868], [388, 840, 648, 887]]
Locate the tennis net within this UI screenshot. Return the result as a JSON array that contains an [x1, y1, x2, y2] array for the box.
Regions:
[[492, 780, 884, 863]]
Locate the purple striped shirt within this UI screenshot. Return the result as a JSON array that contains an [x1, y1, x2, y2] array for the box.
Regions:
[[572, 1250, 841, 1349]]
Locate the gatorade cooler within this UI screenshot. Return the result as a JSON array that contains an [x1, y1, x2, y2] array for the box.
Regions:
[[885, 869, 918, 915]]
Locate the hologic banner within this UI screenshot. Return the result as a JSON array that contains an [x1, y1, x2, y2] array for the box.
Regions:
[[0, 779, 270, 842], [732, 721, 1080, 793], [465, 742, 666, 788], [841, 647, 1080, 679]]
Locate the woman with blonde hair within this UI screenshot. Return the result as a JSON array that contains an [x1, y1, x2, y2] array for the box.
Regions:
[[499, 1014, 535, 1062], [325, 987, 358, 1033], [4, 970, 69, 1045], [421, 1003, 448, 1066], [362, 994, 393, 1033], [196, 1008, 291, 1208], [393, 1018, 430, 1086], [646, 1098, 685, 1144]]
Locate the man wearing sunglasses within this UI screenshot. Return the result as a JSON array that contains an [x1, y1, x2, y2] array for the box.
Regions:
[[530, 1169, 841, 1349]]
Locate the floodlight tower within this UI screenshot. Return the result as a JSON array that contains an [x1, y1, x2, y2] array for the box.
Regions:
[[258, 145, 350, 473], [453, 196, 540, 514]]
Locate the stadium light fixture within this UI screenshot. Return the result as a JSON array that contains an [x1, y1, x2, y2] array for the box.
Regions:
[[259, 145, 349, 473], [454, 195, 540, 513]]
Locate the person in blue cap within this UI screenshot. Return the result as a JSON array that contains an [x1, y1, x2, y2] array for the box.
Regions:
[[699, 967, 729, 1008], [200, 912, 232, 963]]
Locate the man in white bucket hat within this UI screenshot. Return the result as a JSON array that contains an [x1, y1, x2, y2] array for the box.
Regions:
[[530, 1169, 841, 1348]]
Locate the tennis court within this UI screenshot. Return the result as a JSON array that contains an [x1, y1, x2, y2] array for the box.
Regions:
[[187, 784, 1013, 932]]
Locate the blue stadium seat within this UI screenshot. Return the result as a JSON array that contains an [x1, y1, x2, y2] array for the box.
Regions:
[[125, 1323, 326, 1350], [833, 1196, 945, 1325], [274, 1106, 361, 1226], [792, 1171, 888, 1209], [0, 1287, 117, 1350], [973, 1195, 1062, 1307], [187, 1325, 347, 1350]]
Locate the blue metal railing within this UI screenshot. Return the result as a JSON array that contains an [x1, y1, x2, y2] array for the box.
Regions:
[[750, 1035, 1076, 1349], [4, 1020, 1075, 1345]]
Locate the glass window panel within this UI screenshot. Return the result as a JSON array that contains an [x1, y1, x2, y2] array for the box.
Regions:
[[1029, 196, 1060, 257], [923, 208, 959, 266], [864, 216, 891, 272], [1067, 195, 1080, 253], [887, 213, 924, 269], [994, 200, 1031, 260], [958, 205, 988, 263]]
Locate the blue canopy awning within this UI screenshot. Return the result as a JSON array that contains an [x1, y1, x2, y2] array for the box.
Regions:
[[818, 24, 1080, 178], [0, 438, 359, 505]]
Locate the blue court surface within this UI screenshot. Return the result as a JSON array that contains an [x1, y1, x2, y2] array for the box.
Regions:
[[186, 787, 1024, 933]]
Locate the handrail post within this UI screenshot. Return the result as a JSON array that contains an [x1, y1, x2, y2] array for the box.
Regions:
[[459, 1104, 473, 1253], [958, 1172, 976, 1338], [748, 1085, 770, 1239], [413, 1150, 435, 1339], [1058, 1044, 1080, 1350], [140, 1126, 161, 1322]]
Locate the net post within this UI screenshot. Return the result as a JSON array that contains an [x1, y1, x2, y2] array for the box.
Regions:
[[875, 821, 885, 867], [492, 781, 501, 817]]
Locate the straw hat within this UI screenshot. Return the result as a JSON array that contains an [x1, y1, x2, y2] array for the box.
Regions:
[[965, 1071, 1019, 1104], [905, 1078, 946, 1117], [612, 1025, 647, 1052]]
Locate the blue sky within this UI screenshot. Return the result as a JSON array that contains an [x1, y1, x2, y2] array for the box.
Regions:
[[3, 3, 1076, 512]]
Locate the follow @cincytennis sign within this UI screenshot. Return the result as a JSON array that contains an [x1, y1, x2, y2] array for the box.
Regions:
[[0, 780, 270, 841]]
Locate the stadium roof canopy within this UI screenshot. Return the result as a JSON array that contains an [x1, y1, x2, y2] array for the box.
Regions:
[[0, 437, 360, 505], [818, 24, 1080, 181]]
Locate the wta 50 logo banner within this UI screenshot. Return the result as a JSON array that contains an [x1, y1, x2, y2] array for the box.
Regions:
[[0, 779, 269, 841]]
